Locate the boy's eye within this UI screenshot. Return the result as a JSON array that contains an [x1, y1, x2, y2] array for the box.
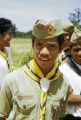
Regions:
[[36, 42, 42, 46], [35, 42, 43, 48], [73, 48, 81, 52], [73, 49, 79, 52], [48, 44, 57, 49], [50, 44, 56, 47]]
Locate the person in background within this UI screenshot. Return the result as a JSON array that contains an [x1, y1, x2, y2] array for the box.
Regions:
[[57, 22, 75, 65], [0, 18, 13, 89], [0, 17, 69, 120], [59, 31, 81, 120]]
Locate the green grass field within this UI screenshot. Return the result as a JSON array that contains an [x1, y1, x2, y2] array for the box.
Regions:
[[11, 38, 33, 69]]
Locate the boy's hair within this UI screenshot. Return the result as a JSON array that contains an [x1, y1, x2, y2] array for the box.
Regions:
[[0, 18, 13, 34], [32, 34, 64, 47]]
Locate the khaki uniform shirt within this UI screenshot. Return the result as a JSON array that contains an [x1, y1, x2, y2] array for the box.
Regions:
[[0, 67, 69, 120]]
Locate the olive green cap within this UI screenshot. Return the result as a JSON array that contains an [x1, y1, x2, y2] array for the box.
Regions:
[[63, 22, 74, 33], [70, 31, 81, 44], [32, 18, 64, 39]]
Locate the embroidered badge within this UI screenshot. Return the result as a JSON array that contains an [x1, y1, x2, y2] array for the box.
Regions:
[[47, 25, 55, 35]]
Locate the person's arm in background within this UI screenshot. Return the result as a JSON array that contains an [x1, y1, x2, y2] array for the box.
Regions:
[[67, 84, 81, 105], [0, 57, 8, 89], [68, 94, 81, 105]]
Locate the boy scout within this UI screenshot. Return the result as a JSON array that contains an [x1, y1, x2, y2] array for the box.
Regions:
[[59, 31, 81, 120], [57, 22, 75, 65], [0, 18, 13, 88], [0, 18, 69, 120]]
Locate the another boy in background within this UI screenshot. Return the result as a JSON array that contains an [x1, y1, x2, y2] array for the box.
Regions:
[[59, 31, 81, 120], [0, 18, 13, 88]]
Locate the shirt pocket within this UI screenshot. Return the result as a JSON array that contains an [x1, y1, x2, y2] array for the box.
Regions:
[[16, 96, 36, 116], [51, 101, 61, 120], [8, 96, 37, 120]]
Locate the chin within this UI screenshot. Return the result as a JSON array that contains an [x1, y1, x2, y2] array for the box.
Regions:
[[6, 44, 10, 47]]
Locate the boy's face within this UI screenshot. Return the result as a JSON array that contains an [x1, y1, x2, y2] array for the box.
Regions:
[[0, 30, 12, 49], [71, 40, 81, 65], [33, 37, 60, 71], [63, 32, 70, 50]]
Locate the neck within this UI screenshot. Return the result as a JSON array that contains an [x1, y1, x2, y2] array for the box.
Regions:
[[39, 64, 54, 76]]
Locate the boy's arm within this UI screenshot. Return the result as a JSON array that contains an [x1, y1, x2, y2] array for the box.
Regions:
[[0, 76, 12, 119]]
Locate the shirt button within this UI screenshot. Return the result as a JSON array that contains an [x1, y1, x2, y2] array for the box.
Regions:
[[48, 92, 53, 96]]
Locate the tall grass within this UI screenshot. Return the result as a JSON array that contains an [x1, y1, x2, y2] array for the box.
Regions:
[[11, 38, 33, 69]]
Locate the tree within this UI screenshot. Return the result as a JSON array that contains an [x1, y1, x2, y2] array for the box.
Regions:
[[27, 30, 32, 38], [69, 8, 81, 29], [12, 24, 17, 37]]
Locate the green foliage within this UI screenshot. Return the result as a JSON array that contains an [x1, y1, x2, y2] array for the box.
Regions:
[[13, 31, 28, 38], [20, 52, 33, 66], [12, 24, 17, 37], [26, 30, 32, 38], [69, 8, 81, 30], [11, 38, 33, 70], [12, 30, 32, 38]]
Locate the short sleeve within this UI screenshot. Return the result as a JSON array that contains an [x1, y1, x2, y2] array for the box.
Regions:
[[0, 57, 8, 87]]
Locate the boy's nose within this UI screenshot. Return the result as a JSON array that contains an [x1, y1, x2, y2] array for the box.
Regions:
[[40, 47, 50, 55]]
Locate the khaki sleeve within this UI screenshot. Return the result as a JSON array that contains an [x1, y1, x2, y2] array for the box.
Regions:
[[0, 76, 12, 118]]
